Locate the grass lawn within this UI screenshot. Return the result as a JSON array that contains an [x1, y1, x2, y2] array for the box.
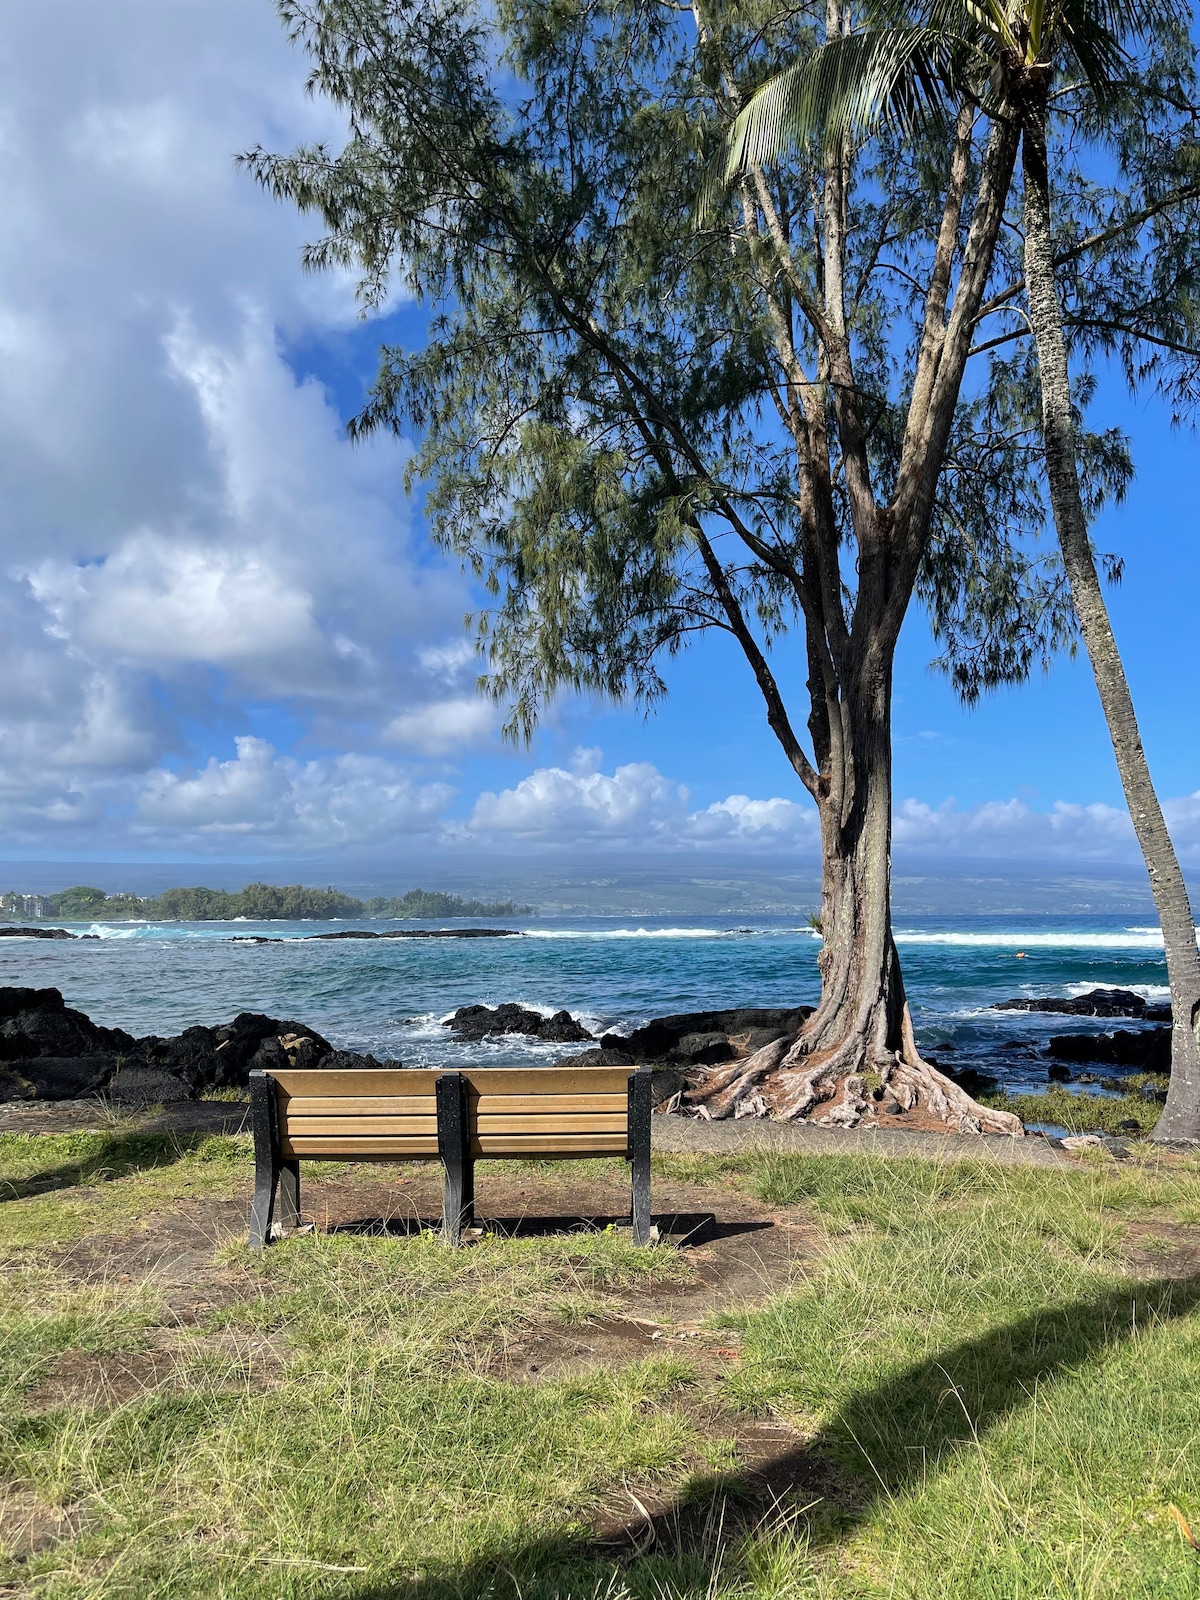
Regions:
[[0, 1128, 1199, 1598]]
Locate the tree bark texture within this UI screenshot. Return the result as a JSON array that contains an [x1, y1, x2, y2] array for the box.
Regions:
[[686, 665, 1021, 1132], [1022, 107, 1200, 1142], [679, 59, 1022, 1131]]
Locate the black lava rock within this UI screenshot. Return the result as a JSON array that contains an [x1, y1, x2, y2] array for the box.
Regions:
[[0, 926, 76, 939], [555, 1047, 636, 1067], [940, 1064, 1000, 1097], [0, 986, 395, 1102], [598, 1006, 811, 1062], [1047, 1027, 1171, 1070], [672, 1031, 737, 1066], [994, 988, 1161, 1020], [444, 1004, 593, 1043]]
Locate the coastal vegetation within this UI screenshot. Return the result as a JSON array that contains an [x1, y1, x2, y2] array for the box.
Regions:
[[2, 1132, 1199, 1594], [244, 0, 1200, 1136], [705, 0, 1200, 1135], [24, 884, 530, 923]]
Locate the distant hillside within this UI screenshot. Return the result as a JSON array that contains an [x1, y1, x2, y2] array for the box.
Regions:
[[29, 883, 532, 922]]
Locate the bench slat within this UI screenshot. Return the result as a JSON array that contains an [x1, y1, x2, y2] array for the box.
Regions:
[[281, 1135, 625, 1157], [280, 1096, 438, 1117], [285, 1115, 439, 1136], [477, 1113, 627, 1134], [272, 1069, 442, 1097], [458, 1068, 633, 1094], [277, 1092, 627, 1118], [471, 1093, 627, 1114], [283, 1113, 628, 1138], [282, 1137, 440, 1157], [472, 1135, 628, 1155]]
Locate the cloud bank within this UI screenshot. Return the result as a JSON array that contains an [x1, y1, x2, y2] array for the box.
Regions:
[[2, 1, 1194, 877], [0, 0, 493, 852]]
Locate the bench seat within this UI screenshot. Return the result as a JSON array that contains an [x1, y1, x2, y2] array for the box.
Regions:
[[248, 1064, 653, 1246]]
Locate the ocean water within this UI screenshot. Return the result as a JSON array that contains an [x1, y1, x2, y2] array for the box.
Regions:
[[0, 914, 1180, 1098]]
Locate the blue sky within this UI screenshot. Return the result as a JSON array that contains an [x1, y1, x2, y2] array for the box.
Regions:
[[1, 0, 1197, 886]]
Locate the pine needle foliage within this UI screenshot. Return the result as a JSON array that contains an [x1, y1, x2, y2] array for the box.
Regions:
[[237, 0, 1166, 731]]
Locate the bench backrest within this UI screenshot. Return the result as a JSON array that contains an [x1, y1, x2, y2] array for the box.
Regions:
[[273, 1068, 441, 1159], [269, 1065, 637, 1161], [453, 1067, 633, 1158]]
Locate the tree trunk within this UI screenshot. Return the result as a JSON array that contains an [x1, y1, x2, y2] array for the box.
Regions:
[[686, 668, 1022, 1134], [1022, 109, 1200, 1143]]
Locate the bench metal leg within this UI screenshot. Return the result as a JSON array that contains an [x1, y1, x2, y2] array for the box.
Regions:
[[278, 1159, 301, 1229], [248, 1070, 280, 1248], [437, 1072, 474, 1245], [629, 1067, 653, 1246]]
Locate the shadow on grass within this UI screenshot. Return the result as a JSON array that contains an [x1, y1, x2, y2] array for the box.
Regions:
[[342, 1271, 1200, 1599], [327, 1211, 771, 1248], [0, 1130, 201, 1203]]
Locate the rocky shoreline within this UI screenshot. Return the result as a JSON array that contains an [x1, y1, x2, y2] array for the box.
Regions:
[[0, 925, 520, 942], [0, 985, 1172, 1113]]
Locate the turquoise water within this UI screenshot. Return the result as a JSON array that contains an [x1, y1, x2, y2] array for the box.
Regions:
[[0, 914, 1177, 1095]]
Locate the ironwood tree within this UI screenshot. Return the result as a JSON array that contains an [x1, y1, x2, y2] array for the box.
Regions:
[[711, 0, 1200, 1138], [245, 0, 1177, 1128]]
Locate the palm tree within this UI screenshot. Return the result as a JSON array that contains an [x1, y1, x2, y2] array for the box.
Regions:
[[706, 0, 1200, 1141]]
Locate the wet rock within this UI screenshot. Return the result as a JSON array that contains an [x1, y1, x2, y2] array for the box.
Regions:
[[673, 1032, 737, 1066], [598, 1007, 810, 1061], [1047, 1027, 1170, 1070], [554, 1047, 635, 1068], [0, 986, 388, 1102], [995, 988, 1160, 1019], [445, 1004, 593, 1043], [0, 926, 76, 939], [1046, 1062, 1073, 1083], [940, 1063, 1000, 1097]]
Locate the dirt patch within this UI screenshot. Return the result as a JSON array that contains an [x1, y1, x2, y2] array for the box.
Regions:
[[27, 1329, 289, 1413], [0, 1099, 252, 1137], [0, 1490, 85, 1562], [590, 1415, 843, 1557], [1119, 1219, 1200, 1279]]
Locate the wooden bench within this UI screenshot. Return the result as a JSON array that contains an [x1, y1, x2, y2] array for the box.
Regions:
[[247, 1064, 654, 1247]]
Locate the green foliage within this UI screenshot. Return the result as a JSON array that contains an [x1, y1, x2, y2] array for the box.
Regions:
[[364, 889, 532, 917], [46, 886, 116, 919], [40, 883, 532, 922], [237, 0, 1200, 758]]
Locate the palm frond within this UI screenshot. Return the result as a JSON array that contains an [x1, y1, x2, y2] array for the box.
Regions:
[[696, 28, 963, 223]]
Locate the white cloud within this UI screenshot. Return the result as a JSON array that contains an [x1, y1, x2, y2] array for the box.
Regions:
[[462, 754, 1200, 865], [136, 738, 455, 849], [385, 698, 499, 756], [471, 757, 690, 840], [684, 794, 818, 846], [0, 0, 499, 855]]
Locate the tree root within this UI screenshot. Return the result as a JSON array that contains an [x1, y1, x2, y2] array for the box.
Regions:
[[682, 1007, 1022, 1135]]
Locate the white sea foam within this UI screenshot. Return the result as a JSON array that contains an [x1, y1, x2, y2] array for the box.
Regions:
[[1063, 980, 1171, 1001], [894, 929, 1176, 950], [521, 926, 732, 940]]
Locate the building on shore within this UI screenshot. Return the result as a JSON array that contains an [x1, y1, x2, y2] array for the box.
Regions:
[[0, 892, 47, 921]]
